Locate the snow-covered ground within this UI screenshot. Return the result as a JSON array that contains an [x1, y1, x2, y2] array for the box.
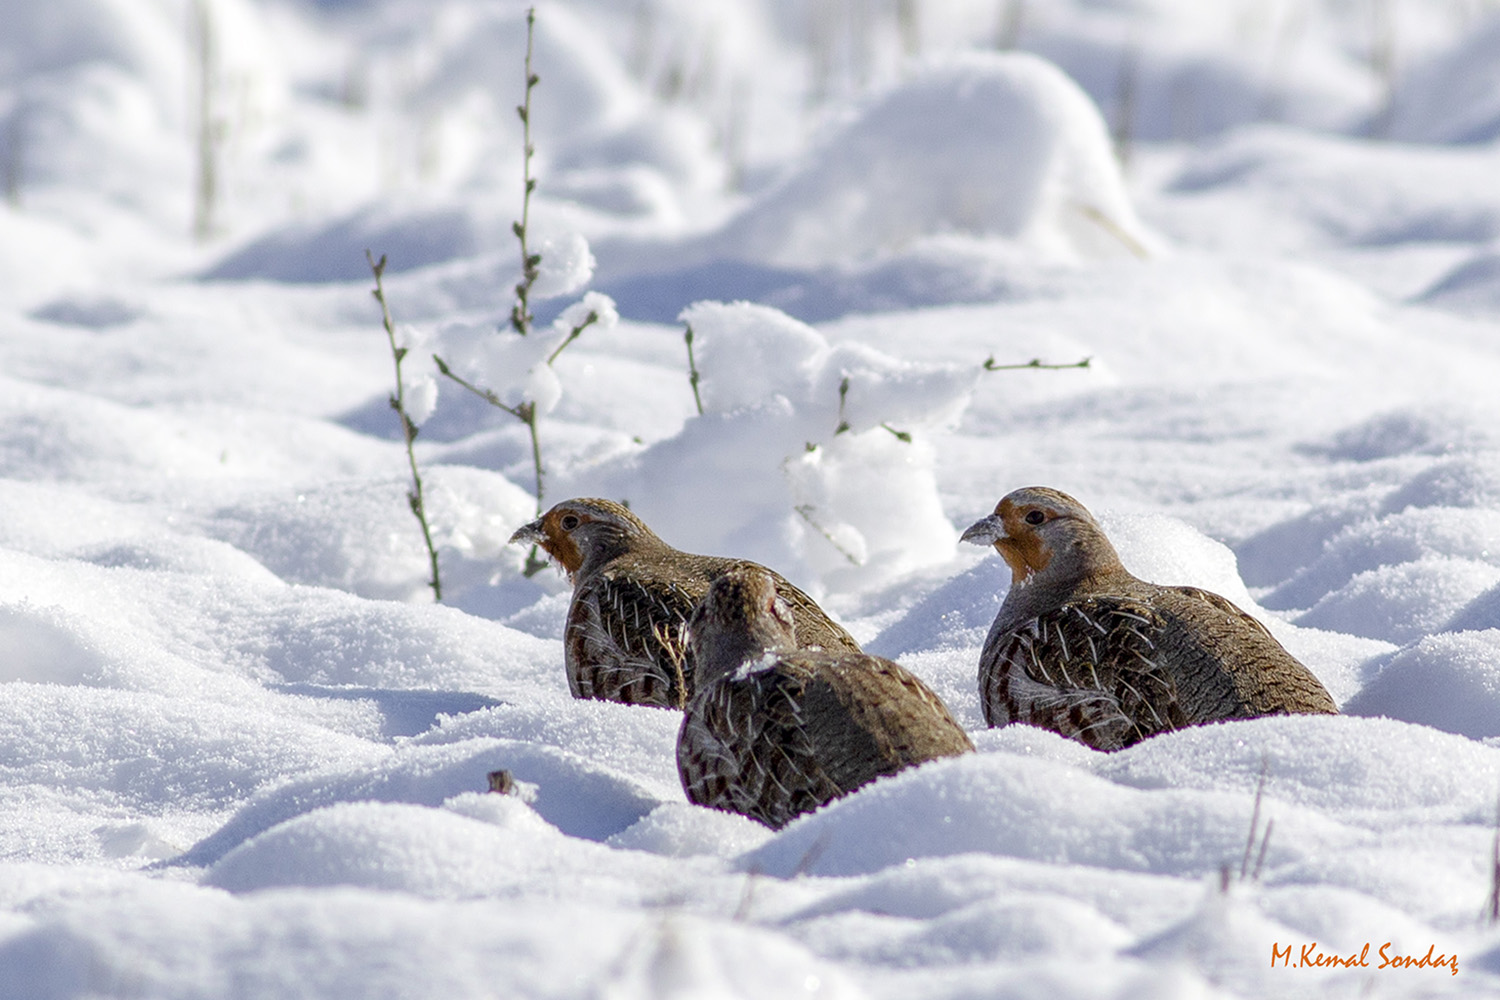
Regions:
[[4, 0, 1500, 996]]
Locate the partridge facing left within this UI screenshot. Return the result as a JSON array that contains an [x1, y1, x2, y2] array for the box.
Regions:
[[678, 566, 973, 829], [962, 486, 1336, 751], [511, 498, 860, 709]]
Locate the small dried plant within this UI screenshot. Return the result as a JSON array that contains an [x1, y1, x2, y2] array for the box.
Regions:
[[190, 0, 226, 242], [1221, 757, 1274, 893], [1487, 789, 1499, 924], [428, 7, 602, 576], [368, 251, 443, 602]]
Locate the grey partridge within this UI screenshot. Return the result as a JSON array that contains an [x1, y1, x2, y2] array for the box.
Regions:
[[961, 486, 1336, 751], [510, 498, 860, 709], [677, 566, 973, 829]]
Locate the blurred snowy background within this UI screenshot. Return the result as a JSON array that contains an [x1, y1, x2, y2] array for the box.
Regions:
[[4, 0, 1500, 996]]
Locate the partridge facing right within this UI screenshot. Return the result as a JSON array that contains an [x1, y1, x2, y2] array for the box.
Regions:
[[678, 566, 973, 829], [962, 487, 1336, 751]]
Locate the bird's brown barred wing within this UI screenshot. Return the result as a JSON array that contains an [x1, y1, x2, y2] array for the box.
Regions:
[[566, 570, 701, 708], [978, 596, 1192, 751], [800, 654, 974, 787], [678, 662, 843, 829], [765, 571, 862, 654], [1156, 586, 1337, 717]]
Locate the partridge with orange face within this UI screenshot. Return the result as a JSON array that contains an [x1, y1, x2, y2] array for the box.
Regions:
[[678, 566, 973, 829], [961, 487, 1336, 750], [510, 498, 860, 709]]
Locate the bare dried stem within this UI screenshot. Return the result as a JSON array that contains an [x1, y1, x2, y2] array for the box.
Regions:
[[1240, 758, 1269, 880], [1488, 789, 1500, 924], [368, 250, 442, 602], [684, 324, 705, 415], [546, 310, 599, 366], [190, 0, 223, 242], [430, 355, 549, 577], [794, 503, 861, 566], [983, 356, 1092, 372], [510, 7, 542, 336]]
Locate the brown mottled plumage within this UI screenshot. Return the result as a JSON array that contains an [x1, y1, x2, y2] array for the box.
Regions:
[[961, 486, 1336, 751], [510, 498, 860, 709], [677, 567, 973, 829]]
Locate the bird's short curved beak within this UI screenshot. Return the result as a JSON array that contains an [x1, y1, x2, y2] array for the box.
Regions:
[[960, 514, 1005, 547], [509, 517, 544, 546]]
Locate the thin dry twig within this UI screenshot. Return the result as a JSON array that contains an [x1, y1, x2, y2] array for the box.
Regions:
[[983, 355, 1092, 372], [369, 250, 443, 602], [1240, 757, 1270, 881], [684, 324, 705, 416], [1488, 789, 1500, 924], [510, 7, 542, 336]]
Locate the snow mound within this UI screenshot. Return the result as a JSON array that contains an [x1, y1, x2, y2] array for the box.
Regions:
[[28, 291, 144, 329], [866, 557, 1007, 660], [1157, 128, 1500, 255], [744, 738, 1354, 881], [1446, 580, 1500, 632], [1095, 714, 1500, 823], [194, 467, 535, 602], [1295, 557, 1500, 645], [0, 682, 384, 815], [205, 798, 597, 896], [1235, 491, 1385, 590], [1344, 631, 1500, 740], [0, 882, 860, 1000], [606, 803, 772, 860], [1099, 510, 1258, 610], [1418, 246, 1500, 315], [1379, 454, 1500, 513], [707, 52, 1150, 267], [1307, 408, 1497, 463], [1389, 15, 1500, 143], [178, 737, 665, 867], [1264, 507, 1500, 612], [1126, 892, 1302, 996], [571, 301, 976, 591], [205, 201, 498, 283]]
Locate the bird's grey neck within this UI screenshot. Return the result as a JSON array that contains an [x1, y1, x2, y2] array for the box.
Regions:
[[580, 528, 658, 574], [996, 553, 1133, 630]]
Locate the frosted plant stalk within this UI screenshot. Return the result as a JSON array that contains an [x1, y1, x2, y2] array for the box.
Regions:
[[368, 251, 443, 602]]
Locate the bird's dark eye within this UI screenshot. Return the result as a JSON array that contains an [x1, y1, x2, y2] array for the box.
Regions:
[[1024, 510, 1046, 526], [560, 514, 581, 531]]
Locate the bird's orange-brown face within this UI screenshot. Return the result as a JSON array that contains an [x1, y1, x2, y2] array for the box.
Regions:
[[509, 505, 594, 575], [509, 497, 645, 578], [987, 497, 1063, 585], [961, 488, 1082, 585]]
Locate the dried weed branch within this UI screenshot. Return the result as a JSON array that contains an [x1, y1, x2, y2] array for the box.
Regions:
[[684, 324, 705, 415], [983, 355, 1092, 372], [368, 250, 443, 602], [510, 6, 542, 336]]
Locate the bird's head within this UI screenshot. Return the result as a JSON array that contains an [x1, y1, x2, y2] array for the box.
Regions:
[[508, 498, 657, 579], [686, 566, 797, 685], [960, 486, 1125, 592]]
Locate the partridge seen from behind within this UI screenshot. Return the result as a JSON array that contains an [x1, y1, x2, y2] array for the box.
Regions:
[[962, 487, 1336, 751], [678, 566, 974, 829], [510, 498, 861, 709]]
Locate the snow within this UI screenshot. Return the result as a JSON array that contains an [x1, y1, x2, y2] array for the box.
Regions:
[[4, 0, 1500, 997]]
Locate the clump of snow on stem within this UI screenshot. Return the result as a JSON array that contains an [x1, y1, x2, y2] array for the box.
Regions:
[[531, 232, 596, 300], [429, 236, 616, 419], [581, 301, 975, 591]]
